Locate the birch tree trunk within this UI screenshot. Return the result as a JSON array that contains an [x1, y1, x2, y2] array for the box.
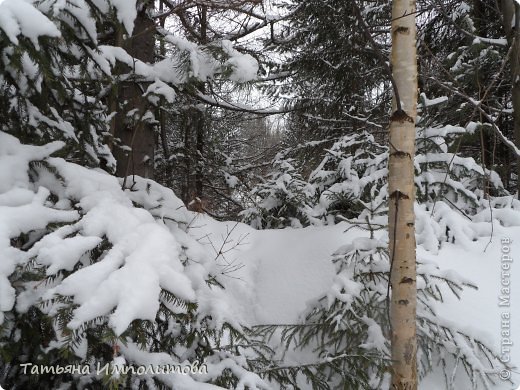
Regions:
[[388, 0, 418, 387]]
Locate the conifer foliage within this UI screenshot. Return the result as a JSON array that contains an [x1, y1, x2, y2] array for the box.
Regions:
[[0, 134, 274, 389], [0, 1, 271, 389], [1, 0, 519, 389]]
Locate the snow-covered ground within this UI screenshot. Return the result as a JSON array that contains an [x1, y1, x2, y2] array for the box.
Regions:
[[1, 132, 518, 389], [191, 215, 520, 389]]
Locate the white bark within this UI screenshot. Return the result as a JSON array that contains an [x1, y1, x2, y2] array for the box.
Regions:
[[388, 0, 418, 388]]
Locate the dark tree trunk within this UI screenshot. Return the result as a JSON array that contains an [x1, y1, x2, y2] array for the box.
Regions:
[[194, 5, 208, 200], [195, 111, 205, 197], [500, 0, 520, 197], [180, 107, 205, 204], [113, 1, 155, 181]]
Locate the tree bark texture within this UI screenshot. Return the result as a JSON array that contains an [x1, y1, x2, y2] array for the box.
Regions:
[[500, 0, 520, 197], [180, 107, 205, 204], [113, 1, 155, 181], [388, 0, 418, 388]]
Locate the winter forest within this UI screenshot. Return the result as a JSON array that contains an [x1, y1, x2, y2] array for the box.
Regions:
[[0, 0, 519, 389]]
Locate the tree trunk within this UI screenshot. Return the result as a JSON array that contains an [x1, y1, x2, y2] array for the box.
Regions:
[[113, 1, 155, 181], [474, 0, 492, 180], [182, 110, 192, 203], [180, 107, 205, 204], [500, 0, 520, 197], [512, 5, 520, 198], [158, 0, 170, 162], [195, 110, 205, 198], [388, 0, 418, 387], [195, 5, 208, 200]]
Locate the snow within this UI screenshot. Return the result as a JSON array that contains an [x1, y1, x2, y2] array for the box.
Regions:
[[1, 132, 519, 388], [34, 160, 199, 335], [185, 215, 516, 385], [222, 40, 259, 82], [0, 185, 79, 323], [0, 0, 60, 48], [419, 93, 448, 107], [145, 79, 177, 103], [5, 0, 517, 387], [422, 124, 467, 138], [224, 172, 239, 188], [120, 342, 268, 390], [190, 209, 520, 388], [26, 103, 78, 140], [110, 0, 137, 35], [36, 234, 103, 275], [38, 0, 99, 42], [238, 224, 347, 324], [0, 135, 64, 194], [360, 316, 389, 354], [165, 35, 218, 82], [419, 238, 520, 388], [0, 134, 264, 388], [96, 41, 243, 87], [238, 225, 520, 389]]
